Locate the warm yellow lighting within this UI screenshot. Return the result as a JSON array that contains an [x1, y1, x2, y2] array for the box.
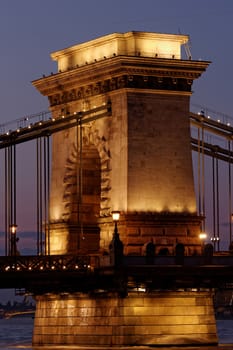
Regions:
[[112, 211, 120, 221], [199, 232, 207, 240], [211, 237, 220, 242], [51, 206, 62, 221], [51, 32, 188, 71], [48, 232, 69, 255], [127, 197, 196, 213], [9, 224, 17, 234]]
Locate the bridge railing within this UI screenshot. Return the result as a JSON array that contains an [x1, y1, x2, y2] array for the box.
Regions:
[[0, 111, 51, 135], [0, 255, 91, 272], [1, 254, 233, 273]]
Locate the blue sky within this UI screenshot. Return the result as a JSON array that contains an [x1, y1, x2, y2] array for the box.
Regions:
[[0, 0, 232, 301]]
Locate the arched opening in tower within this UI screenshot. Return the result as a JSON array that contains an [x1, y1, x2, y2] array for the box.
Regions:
[[63, 143, 101, 254]]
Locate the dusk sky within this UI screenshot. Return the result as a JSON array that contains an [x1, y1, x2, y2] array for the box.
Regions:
[[0, 0, 232, 300], [0, 0, 232, 241], [0, 0, 232, 121]]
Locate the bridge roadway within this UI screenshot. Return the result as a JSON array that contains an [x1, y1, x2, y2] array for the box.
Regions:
[[0, 254, 233, 294]]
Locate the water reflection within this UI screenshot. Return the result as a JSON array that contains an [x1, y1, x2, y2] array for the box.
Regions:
[[1, 317, 233, 350]]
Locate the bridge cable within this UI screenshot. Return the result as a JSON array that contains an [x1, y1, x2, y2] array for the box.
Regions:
[[4, 148, 8, 255], [36, 138, 39, 255], [13, 144, 16, 231], [216, 156, 220, 251], [212, 154, 216, 249], [228, 140, 232, 245], [77, 117, 84, 250], [201, 124, 206, 231], [43, 137, 47, 255], [197, 127, 201, 216], [46, 135, 50, 255], [36, 138, 43, 255], [4, 144, 17, 255]]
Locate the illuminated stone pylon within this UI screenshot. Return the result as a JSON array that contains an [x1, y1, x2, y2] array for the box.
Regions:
[[33, 31, 210, 256], [32, 32, 217, 347]]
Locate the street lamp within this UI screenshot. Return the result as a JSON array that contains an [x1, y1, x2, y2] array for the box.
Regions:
[[112, 210, 120, 236], [9, 224, 18, 256], [199, 232, 207, 241], [211, 236, 220, 252], [109, 211, 123, 266], [199, 232, 207, 255]]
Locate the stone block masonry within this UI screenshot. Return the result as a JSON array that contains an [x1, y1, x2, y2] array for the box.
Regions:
[[33, 291, 217, 347], [32, 31, 213, 347]]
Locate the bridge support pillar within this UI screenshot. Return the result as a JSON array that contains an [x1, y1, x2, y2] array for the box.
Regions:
[[33, 290, 218, 347]]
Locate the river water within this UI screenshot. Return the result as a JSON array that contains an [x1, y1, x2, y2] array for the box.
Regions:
[[0, 317, 233, 349]]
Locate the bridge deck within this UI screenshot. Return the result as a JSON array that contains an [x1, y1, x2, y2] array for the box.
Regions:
[[0, 255, 233, 293]]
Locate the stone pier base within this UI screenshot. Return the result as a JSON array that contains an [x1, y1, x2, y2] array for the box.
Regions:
[[33, 291, 218, 347]]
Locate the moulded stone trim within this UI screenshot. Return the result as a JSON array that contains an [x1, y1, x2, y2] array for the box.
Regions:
[[62, 123, 111, 221]]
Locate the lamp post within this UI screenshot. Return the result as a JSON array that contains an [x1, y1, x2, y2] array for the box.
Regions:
[[109, 211, 123, 266], [9, 224, 18, 256], [211, 236, 220, 252], [199, 232, 207, 255], [112, 211, 120, 237]]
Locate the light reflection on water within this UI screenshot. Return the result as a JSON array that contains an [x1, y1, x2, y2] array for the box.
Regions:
[[0, 317, 33, 350], [1, 317, 233, 350]]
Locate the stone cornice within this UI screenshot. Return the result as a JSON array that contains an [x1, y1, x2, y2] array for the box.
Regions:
[[32, 56, 210, 107], [33, 56, 210, 92]]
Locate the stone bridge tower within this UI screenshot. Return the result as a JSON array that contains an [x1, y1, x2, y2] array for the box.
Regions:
[[32, 32, 216, 348], [33, 31, 209, 257]]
